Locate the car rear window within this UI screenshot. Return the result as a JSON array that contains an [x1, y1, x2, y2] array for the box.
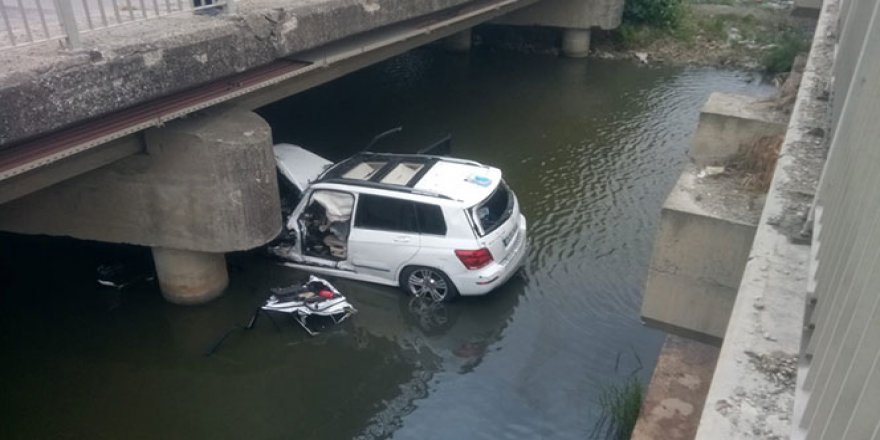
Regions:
[[471, 181, 513, 236]]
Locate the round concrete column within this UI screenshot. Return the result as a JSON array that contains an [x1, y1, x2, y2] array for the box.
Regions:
[[443, 29, 472, 52], [152, 247, 228, 305], [561, 28, 591, 58]]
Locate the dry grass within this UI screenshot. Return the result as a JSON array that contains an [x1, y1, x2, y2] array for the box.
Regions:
[[730, 134, 784, 192]]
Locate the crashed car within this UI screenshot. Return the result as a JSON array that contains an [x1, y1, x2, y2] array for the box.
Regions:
[[269, 144, 528, 302]]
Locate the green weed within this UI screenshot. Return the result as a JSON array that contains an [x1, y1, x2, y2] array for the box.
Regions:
[[623, 0, 687, 30], [761, 30, 810, 72], [591, 377, 645, 440], [590, 351, 646, 440]]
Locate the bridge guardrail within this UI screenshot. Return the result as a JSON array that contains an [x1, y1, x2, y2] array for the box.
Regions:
[[0, 0, 235, 50]]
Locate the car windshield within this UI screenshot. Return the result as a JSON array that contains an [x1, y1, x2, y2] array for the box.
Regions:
[[471, 181, 512, 236]]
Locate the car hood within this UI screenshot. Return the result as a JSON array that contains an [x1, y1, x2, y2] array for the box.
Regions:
[[274, 144, 333, 191]]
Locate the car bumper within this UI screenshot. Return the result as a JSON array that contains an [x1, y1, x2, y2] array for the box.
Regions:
[[457, 215, 528, 296]]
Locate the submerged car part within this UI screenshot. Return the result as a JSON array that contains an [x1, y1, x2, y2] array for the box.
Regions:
[[261, 275, 357, 336]]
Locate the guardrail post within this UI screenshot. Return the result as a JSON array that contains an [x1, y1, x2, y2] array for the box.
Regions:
[[54, 0, 81, 48]]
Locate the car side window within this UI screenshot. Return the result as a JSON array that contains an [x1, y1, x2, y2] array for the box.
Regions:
[[355, 194, 418, 233], [415, 203, 447, 236]]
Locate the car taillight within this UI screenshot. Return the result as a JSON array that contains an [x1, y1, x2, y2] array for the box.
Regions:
[[455, 248, 493, 270]]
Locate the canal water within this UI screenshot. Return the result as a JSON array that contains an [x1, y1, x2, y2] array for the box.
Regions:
[[0, 48, 773, 439]]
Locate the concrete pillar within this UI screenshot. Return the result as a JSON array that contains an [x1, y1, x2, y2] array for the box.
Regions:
[[152, 247, 228, 305], [561, 28, 590, 58], [443, 29, 472, 52], [0, 106, 280, 252], [0, 106, 281, 305]]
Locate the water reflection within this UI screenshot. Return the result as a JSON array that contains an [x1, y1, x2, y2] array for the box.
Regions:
[[309, 277, 521, 440]]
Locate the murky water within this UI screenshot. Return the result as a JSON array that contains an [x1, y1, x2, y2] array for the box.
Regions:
[[0, 48, 773, 439]]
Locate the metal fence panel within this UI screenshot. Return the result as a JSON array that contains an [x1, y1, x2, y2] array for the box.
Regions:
[[1, 0, 234, 50]]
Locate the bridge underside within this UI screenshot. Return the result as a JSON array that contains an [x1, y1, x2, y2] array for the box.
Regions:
[[0, 0, 621, 206]]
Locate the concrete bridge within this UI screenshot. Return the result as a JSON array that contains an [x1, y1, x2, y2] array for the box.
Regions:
[[0, 0, 623, 304]]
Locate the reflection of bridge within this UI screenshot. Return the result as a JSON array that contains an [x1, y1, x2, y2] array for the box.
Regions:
[[0, 0, 622, 304]]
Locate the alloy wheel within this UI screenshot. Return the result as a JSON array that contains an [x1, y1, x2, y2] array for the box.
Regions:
[[407, 268, 449, 302]]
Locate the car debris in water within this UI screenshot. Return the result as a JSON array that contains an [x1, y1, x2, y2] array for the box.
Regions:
[[261, 275, 357, 336], [205, 276, 356, 356], [96, 262, 155, 290]]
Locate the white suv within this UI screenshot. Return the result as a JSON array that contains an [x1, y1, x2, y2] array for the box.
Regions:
[[270, 144, 528, 302]]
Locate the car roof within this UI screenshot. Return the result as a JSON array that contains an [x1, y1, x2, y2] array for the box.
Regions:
[[315, 152, 502, 206]]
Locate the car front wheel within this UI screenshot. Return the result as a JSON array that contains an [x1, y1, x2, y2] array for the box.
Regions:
[[400, 266, 459, 303]]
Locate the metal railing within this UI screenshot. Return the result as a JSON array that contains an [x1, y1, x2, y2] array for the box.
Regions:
[[0, 0, 235, 50]]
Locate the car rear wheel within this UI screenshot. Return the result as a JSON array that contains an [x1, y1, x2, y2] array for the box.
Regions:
[[400, 266, 459, 303]]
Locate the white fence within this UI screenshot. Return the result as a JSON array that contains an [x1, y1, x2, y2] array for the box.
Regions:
[[0, 0, 235, 50], [797, 0, 880, 437]]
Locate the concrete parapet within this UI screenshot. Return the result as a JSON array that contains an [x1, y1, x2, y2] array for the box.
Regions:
[[691, 0, 836, 434], [641, 167, 761, 341], [0, 0, 540, 148], [494, 0, 623, 30], [153, 247, 228, 305], [690, 92, 787, 166], [0, 106, 281, 253]]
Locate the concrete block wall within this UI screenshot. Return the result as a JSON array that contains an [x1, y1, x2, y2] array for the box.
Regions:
[[641, 168, 759, 341], [684, 0, 868, 435], [690, 93, 787, 167]]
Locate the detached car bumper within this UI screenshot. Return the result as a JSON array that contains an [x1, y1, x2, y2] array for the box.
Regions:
[[457, 215, 528, 296]]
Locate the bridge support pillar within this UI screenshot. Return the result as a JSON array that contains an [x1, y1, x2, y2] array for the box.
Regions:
[[0, 106, 281, 305], [444, 29, 472, 52], [152, 247, 228, 305], [494, 0, 619, 57], [561, 28, 591, 58]]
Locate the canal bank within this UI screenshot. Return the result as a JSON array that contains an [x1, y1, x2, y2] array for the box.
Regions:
[[0, 48, 774, 439]]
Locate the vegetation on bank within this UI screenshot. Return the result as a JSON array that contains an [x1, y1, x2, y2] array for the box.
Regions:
[[590, 351, 646, 440], [597, 0, 813, 72], [591, 376, 645, 440]]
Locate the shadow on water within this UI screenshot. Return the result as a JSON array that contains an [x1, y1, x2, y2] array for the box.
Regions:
[[0, 233, 521, 439], [0, 47, 774, 439]]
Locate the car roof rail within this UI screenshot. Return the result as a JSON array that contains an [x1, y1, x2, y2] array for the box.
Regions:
[[316, 178, 456, 201]]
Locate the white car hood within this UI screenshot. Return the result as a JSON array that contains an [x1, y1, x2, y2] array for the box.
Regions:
[[274, 143, 333, 191]]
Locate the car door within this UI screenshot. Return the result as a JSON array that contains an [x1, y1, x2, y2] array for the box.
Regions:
[[348, 194, 421, 282], [286, 188, 355, 269]]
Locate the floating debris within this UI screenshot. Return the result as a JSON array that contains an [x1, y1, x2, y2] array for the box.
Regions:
[[261, 275, 357, 336], [96, 262, 154, 290]]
